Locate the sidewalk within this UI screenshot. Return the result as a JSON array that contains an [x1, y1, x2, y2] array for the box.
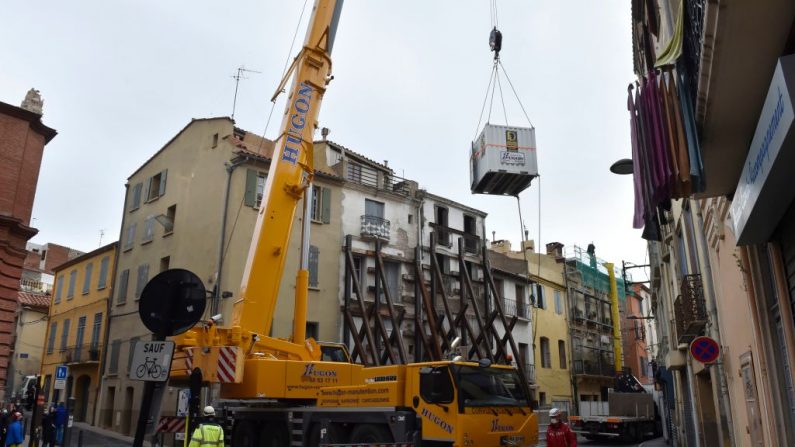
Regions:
[[21, 422, 151, 447], [640, 437, 669, 447]]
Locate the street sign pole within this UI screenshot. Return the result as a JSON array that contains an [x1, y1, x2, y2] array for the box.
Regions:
[[133, 333, 165, 447]]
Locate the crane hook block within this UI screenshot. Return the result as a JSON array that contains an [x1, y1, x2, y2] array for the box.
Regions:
[[489, 27, 502, 58]]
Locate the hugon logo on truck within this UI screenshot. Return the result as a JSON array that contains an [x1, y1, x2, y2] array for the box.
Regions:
[[303, 363, 337, 378], [281, 82, 313, 166], [491, 419, 514, 432]]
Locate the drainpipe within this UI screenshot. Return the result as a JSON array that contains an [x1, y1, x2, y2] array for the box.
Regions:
[[686, 355, 703, 447], [214, 157, 248, 316], [694, 202, 736, 447]]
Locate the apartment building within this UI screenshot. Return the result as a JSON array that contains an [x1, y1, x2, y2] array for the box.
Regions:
[[41, 242, 116, 424]]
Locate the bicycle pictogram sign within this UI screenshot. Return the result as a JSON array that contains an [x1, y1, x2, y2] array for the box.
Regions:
[[690, 336, 720, 364]]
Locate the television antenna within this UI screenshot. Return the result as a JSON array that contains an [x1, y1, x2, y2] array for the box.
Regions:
[[231, 66, 261, 120]]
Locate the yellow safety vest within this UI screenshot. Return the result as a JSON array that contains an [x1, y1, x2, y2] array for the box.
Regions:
[[189, 423, 224, 447]]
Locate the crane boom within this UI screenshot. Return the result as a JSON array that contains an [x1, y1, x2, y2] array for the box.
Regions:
[[232, 0, 343, 340]]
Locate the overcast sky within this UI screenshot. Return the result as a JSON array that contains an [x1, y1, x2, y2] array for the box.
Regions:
[[2, 0, 646, 274]]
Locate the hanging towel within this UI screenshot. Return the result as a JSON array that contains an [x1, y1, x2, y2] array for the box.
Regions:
[[655, 0, 684, 67], [677, 68, 706, 192]]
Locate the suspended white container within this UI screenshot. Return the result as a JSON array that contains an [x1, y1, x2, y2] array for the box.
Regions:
[[470, 123, 538, 196]]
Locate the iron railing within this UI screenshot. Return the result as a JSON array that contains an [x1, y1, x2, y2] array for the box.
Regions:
[[429, 223, 481, 254], [674, 274, 707, 344], [523, 363, 536, 383], [503, 298, 530, 320], [572, 358, 616, 377], [346, 162, 412, 196], [360, 215, 390, 241], [62, 344, 101, 364], [682, 0, 706, 105]]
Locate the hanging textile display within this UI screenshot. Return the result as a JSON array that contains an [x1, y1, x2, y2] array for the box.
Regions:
[[627, 66, 705, 238]]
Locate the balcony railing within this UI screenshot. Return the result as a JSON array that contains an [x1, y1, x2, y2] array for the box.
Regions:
[[503, 299, 530, 320], [429, 223, 481, 254], [674, 274, 707, 344], [522, 363, 536, 384], [572, 359, 616, 378], [62, 344, 101, 364], [682, 0, 706, 105], [360, 215, 390, 241], [346, 162, 413, 196], [19, 278, 52, 294]]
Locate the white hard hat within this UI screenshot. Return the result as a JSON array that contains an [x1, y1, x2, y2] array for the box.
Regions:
[[203, 406, 215, 416], [549, 407, 561, 417]]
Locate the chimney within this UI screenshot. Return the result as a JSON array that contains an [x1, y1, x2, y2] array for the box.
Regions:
[[546, 242, 564, 258], [522, 239, 535, 252], [490, 239, 512, 254], [20, 88, 43, 115]]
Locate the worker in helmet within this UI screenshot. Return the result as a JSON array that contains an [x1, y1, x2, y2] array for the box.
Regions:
[[189, 406, 224, 447], [546, 407, 577, 447]]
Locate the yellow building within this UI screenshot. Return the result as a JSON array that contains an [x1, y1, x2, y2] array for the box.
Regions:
[[40, 242, 117, 424], [491, 240, 574, 412]]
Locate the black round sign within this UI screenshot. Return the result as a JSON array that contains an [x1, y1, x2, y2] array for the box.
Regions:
[[138, 269, 207, 336]]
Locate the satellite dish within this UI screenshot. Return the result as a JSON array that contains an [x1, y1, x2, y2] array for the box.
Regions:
[[139, 269, 207, 337]]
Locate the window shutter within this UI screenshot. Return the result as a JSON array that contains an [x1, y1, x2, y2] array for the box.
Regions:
[[117, 269, 129, 304], [47, 322, 57, 354], [321, 187, 331, 224], [83, 263, 93, 294], [143, 177, 152, 203], [130, 183, 142, 211], [244, 169, 257, 207], [98, 256, 109, 290], [109, 340, 121, 374], [308, 245, 319, 287], [55, 275, 64, 303], [159, 169, 168, 196]]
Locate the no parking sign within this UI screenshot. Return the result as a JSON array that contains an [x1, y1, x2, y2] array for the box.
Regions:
[[690, 336, 720, 364]]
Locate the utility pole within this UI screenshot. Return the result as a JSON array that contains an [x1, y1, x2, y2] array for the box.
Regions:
[[231, 66, 261, 120]]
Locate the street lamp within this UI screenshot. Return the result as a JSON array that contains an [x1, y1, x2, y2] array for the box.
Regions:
[[609, 158, 634, 175]]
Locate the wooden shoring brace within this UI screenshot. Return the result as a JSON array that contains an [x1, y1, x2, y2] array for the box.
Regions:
[[429, 232, 459, 347], [380, 308, 407, 365], [483, 257, 529, 382], [493, 315, 519, 363], [414, 313, 434, 362], [374, 240, 407, 364], [369, 242, 397, 365], [344, 237, 379, 365], [344, 310, 369, 365], [469, 310, 500, 360], [414, 255, 443, 360], [451, 303, 484, 360], [457, 237, 494, 362]]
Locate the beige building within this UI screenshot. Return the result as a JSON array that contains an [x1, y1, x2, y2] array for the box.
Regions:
[[97, 118, 343, 436], [8, 291, 49, 400]]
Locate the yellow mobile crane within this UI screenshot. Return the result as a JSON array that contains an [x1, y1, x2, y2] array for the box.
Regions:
[[172, 1, 538, 445]]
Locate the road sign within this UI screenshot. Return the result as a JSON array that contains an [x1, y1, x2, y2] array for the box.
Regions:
[[176, 389, 189, 417], [54, 365, 68, 390], [129, 341, 175, 382], [690, 336, 720, 364], [139, 269, 206, 337]]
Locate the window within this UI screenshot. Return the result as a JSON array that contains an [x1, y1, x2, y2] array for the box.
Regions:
[[558, 340, 567, 369], [135, 264, 150, 299], [129, 182, 143, 212], [365, 199, 385, 218], [127, 337, 140, 377], [163, 204, 176, 234], [540, 337, 551, 368], [55, 275, 64, 304], [145, 169, 168, 202], [82, 263, 93, 295], [98, 256, 110, 290], [349, 256, 365, 294], [408, 214, 413, 224], [212, 133, 219, 148], [76, 316, 86, 349], [420, 366, 454, 404], [117, 269, 129, 305], [160, 256, 170, 272], [67, 270, 77, 299], [435, 206, 449, 245], [306, 322, 319, 340], [515, 284, 527, 318], [244, 169, 267, 208], [60, 318, 70, 352], [383, 261, 401, 303], [463, 214, 477, 252], [310, 186, 331, 223], [534, 284, 545, 309], [142, 215, 155, 243], [539, 392, 547, 407], [493, 278, 504, 299], [554, 290, 562, 315], [91, 313, 102, 349], [348, 162, 362, 183], [124, 223, 137, 251], [47, 322, 57, 354], [109, 340, 121, 374], [308, 246, 319, 288]]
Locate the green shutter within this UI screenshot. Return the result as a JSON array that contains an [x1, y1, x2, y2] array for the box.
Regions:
[[159, 169, 168, 196], [143, 177, 152, 203], [244, 169, 257, 207], [321, 187, 331, 224]]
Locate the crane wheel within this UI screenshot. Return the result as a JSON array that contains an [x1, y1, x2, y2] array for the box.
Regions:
[[349, 424, 393, 443], [232, 421, 258, 447], [259, 422, 289, 447]]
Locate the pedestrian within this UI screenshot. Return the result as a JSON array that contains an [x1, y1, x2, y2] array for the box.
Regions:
[[546, 407, 577, 447], [54, 402, 67, 446], [41, 407, 56, 447], [4, 412, 24, 447], [188, 406, 224, 447]]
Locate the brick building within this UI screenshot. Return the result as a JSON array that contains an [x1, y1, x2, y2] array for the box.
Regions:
[[0, 90, 56, 401]]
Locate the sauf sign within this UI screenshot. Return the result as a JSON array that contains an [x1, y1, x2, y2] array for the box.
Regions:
[[731, 54, 795, 244]]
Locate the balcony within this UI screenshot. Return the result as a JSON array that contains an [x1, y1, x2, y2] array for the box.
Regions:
[[503, 298, 530, 320], [674, 274, 707, 344], [573, 359, 616, 378], [360, 215, 390, 241], [429, 223, 481, 254], [522, 363, 536, 384], [346, 162, 414, 196], [62, 345, 101, 364]]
